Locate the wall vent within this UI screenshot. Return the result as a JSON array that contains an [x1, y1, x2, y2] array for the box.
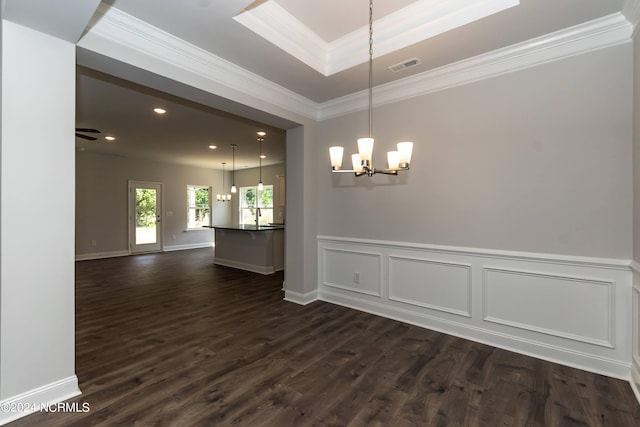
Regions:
[[388, 57, 422, 73]]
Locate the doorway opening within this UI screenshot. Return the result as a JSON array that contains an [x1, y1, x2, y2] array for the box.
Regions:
[[129, 180, 163, 254]]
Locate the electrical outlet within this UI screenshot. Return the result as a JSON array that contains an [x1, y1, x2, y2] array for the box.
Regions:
[[172, 234, 176, 240], [353, 272, 361, 284], [91, 240, 97, 247]]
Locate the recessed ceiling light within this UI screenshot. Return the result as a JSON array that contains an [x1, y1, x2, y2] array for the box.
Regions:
[[209, 145, 217, 149], [257, 131, 266, 137], [260, 155, 266, 159], [105, 136, 115, 141], [153, 107, 167, 114]]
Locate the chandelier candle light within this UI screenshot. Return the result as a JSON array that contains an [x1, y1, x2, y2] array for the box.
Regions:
[[217, 162, 231, 202], [329, 0, 413, 177]]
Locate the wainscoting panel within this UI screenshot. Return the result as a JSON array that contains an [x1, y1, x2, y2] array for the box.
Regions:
[[323, 248, 382, 296], [317, 236, 633, 380], [389, 256, 471, 317], [483, 267, 614, 347], [631, 262, 640, 402]]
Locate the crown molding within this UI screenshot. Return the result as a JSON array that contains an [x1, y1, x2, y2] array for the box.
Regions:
[[234, 0, 518, 76], [623, 0, 640, 38], [232, 1, 329, 75], [81, 5, 633, 125], [79, 4, 319, 120], [318, 12, 633, 121]]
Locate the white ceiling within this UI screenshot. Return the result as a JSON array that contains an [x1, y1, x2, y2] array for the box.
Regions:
[[273, 0, 418, 42], [76, 67, 287, 170], [75, 0, 632, 170]]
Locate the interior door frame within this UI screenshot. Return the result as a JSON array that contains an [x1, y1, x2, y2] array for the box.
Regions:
[[128, 180, 164, 254]]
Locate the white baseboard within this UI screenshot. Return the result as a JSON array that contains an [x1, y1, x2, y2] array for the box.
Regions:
[[213, 257, 279, 275], [318, 236, 633, 380], [0, 376, 81, 426], [322, 288, 630, 379], [633, 275, 640, 403], [75, 250, 128, 261], [284, 289, 319, 305], [76, 243, 213, 261], [164, 242, 213, 252], [632, 362, 640, 406]]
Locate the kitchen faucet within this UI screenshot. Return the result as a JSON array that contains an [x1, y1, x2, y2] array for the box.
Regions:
[[255, 207, 261, 225]]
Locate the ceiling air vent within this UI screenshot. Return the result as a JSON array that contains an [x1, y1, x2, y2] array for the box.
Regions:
[[388, 57, 422, 73]]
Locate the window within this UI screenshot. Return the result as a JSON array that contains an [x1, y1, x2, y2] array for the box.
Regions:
[[187, 185, 211, 228], [240, 185, 273, 225]]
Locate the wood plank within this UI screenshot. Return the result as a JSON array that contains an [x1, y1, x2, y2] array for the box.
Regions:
[[8, 248, 640, 426]]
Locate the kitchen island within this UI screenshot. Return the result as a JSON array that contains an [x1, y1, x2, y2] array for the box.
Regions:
[[212, 224, 284, 274]]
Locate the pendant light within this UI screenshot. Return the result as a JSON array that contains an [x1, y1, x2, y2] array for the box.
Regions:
[[216, 162, 231, 202], [230, 144, 237, 194], [257, 131, 265, 191], [329, 0, 414, 177]]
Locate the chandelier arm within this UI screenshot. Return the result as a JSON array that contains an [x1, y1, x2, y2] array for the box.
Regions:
[[375, 169, 399, 176], [333, 165, 407, 175]]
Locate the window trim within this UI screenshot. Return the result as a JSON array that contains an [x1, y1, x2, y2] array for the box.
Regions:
[[239, 185, 274, 225], [187, 184, 212, 229]]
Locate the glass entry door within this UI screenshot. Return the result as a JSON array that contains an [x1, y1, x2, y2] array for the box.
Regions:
[[129, 181, 163, 254]]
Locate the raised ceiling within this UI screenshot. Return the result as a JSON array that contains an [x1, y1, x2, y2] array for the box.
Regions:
[[76, 67, 287, 169], [235, 0, 523, 76], [74, 0, 634, 169]]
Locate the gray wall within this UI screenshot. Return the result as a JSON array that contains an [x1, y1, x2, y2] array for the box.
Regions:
[[76, 151, 233, 256], [76, 150, 286, 256], [1, 19, 77, 401], [229, 163, 286, 225], [632, 14, 640, 413], [317, 44, 633, 259], [287, 124, 318, 295], [634, 27, 640, 264]]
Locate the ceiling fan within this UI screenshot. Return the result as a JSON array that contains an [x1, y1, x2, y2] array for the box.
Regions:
[[75, 128, 101, 141]]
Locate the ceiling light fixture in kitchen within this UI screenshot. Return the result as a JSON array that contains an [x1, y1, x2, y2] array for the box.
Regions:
[[217, 162, 231, 202], [230, 144, 238, 194], [257, 132, 265, 191]]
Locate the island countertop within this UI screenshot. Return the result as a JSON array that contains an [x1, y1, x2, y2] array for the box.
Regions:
[[209, 224, 284, 231]]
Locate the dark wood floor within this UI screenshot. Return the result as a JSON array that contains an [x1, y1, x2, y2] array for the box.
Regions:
[[10, 248, 640, 426]]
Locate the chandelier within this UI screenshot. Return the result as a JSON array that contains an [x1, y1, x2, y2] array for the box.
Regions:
[[329, 0, 413, 177], [216, 162, 231, 202]]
